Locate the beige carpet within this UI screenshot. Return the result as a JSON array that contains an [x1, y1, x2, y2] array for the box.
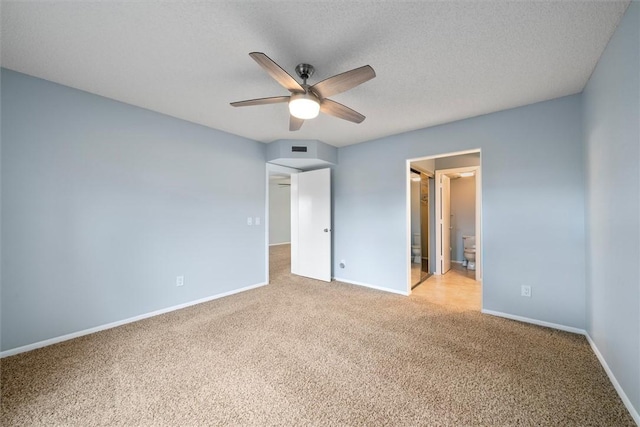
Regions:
[[1, 244, 634, 426]]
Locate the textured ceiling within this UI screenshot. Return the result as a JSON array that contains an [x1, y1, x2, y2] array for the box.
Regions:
[[1, 1, 630, 147]]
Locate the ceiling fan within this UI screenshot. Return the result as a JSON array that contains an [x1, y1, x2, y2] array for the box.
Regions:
[[230, 52, 376, 131]]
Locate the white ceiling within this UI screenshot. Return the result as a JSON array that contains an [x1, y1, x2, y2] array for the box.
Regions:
[[1, 1, 629, 148]]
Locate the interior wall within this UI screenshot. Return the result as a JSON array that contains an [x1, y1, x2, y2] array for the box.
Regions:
[[1, 69, 267, 352], [334, 94, 585, 327], [268, 182, 291, 245], [450, 177, 476, 262], [435, 153, 480, 170], [582, 1, 639, 417]]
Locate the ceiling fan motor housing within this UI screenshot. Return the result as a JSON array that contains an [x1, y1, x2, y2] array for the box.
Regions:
[[295, 63, 315, 84]]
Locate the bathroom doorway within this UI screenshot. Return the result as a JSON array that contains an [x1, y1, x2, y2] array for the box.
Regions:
[[406, 150, 482, 297], [435, 166, 480, 280]]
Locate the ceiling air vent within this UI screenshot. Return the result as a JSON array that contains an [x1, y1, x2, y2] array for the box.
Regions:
[[291, 146, 308, 153]]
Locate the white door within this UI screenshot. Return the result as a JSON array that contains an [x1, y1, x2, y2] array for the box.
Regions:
[[441, 174, 452, 274], [291, 168, 331, 282]]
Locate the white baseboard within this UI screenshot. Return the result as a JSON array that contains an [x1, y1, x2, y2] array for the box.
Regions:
[[482, 309, 639, 423], [452, 260, 464, 264], [1, 281, 268, 358], [584, 333, 640, 425], [269, 242, 291, 246], [481, 309, 586, 335], [333, 277, 409, 296]]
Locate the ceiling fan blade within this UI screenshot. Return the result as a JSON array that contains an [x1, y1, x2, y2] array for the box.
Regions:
[[249, 52, 305, 93], [230, 96, 289, 107], [320, 99, 365, 123], [311, 65, 375, 98], [289, 115, 304, 131]]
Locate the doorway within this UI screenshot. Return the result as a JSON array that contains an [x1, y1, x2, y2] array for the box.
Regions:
[[406, 150, 482, 300], [265, 164, 333, 284], [266, 164, 299, 283], [435, 166, 480, 280]]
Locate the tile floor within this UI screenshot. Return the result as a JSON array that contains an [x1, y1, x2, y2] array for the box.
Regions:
[[412, 263, 481, 312]]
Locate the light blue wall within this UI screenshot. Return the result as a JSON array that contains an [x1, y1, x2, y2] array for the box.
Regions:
[[1, 69, 267, 351], [334, 94, 585, 327], [583, 1, 639, 416]]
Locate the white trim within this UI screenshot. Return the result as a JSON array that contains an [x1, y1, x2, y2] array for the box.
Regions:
[[269, 242, 291, 246], [333, 277, 410, 296], [1, 282, 268, 358], [481, 309, 586, 335], [451, 260, 464, 264], [585, 334, 640, 425]]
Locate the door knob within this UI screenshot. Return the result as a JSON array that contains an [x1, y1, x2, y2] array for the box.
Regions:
[[324, 228, 330, 232]]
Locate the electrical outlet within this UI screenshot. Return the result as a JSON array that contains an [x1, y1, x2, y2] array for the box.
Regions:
[[176, 275, 184, 287], [247, 217, 253, 226], [521, 285, 531, 297], [255, 217, 260, 225]]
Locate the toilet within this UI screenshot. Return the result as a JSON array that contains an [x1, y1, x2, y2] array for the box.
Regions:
[[411, 233, 421, 264], [463, 235, 476, 270]]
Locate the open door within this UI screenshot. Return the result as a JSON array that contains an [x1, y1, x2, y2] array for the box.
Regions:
[[291, 168, 331, 282], [435, 172, 452, 275]]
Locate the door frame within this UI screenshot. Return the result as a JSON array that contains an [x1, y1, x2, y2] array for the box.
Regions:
[[405, 150, 483, 296], [265, 163, 301, 284]]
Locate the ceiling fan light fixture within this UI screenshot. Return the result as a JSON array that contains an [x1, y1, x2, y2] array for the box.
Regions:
[[289, 92, 320, 119], [231, 52, 375, 129]]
